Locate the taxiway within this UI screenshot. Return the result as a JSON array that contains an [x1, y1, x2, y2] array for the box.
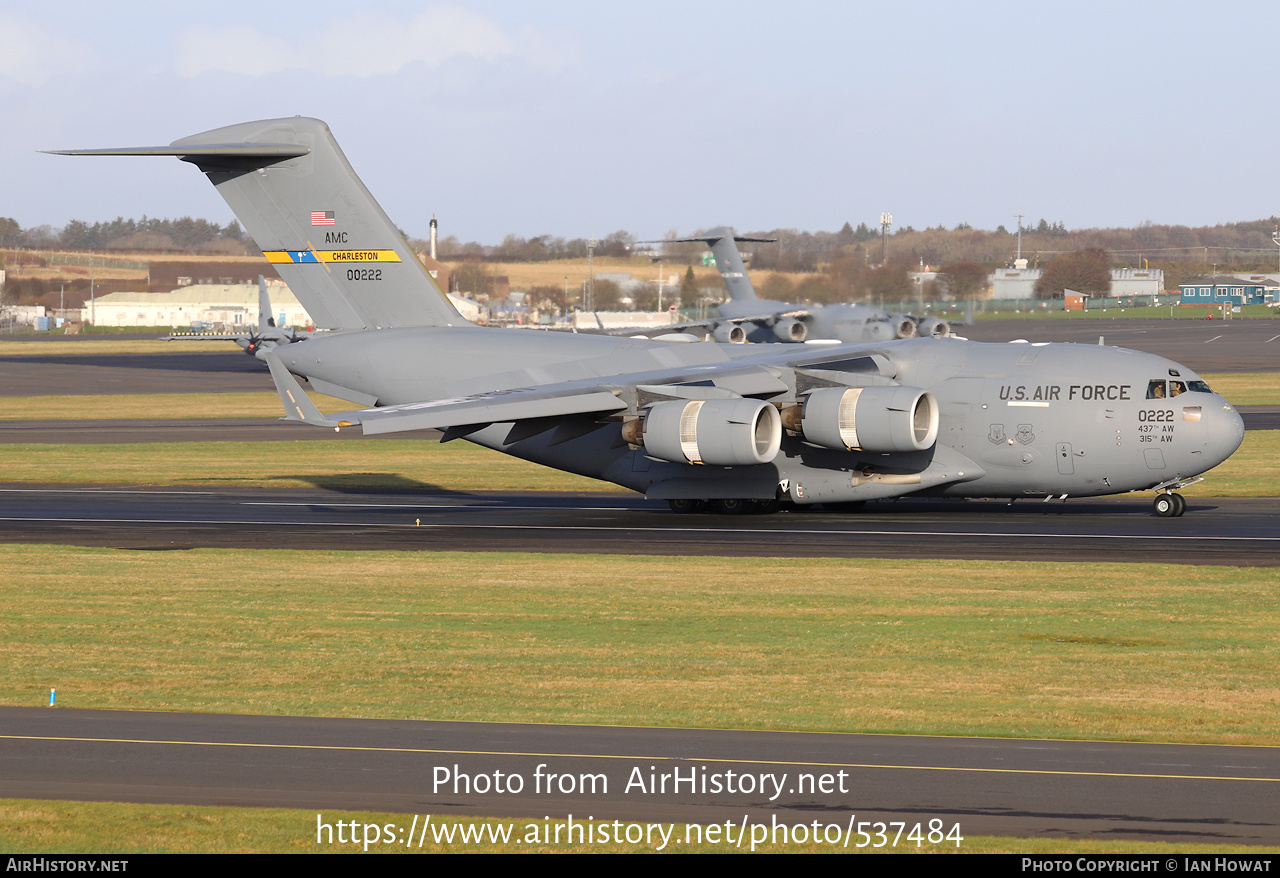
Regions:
[[0, 487, 1275, 564], [4, 706, 1279, 845]]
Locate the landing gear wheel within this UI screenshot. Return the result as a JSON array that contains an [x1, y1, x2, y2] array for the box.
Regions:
[[1171, 492, 1186, 517], [712, 498, 747, 515], [1153, 494, 1177, 518], [668, 498, 698, 514], [748, 498, 781, 515]]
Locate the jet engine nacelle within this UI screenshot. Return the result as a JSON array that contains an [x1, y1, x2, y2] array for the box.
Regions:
[[641, 398, 782, 466], [891, 316, 918, 339], [772, 317, 808, 342], [712, 323, 747, 344], [916, 317, 951, 337], [796, 385, 939, 452]]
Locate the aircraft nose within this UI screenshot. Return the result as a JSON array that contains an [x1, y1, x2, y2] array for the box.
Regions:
[[1204, 397, 1245, 467]]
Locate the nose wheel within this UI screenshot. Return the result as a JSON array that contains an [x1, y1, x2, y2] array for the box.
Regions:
[[1153, 492, 1186, 517]]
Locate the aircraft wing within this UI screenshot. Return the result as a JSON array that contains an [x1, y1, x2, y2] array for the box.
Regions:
[[164, 331, 249, 341], [265, 350, 628, 433], [263, 343, 813, 435]]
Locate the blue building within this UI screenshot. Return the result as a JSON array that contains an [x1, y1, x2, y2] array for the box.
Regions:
[[1178, 276, 1266, 306]]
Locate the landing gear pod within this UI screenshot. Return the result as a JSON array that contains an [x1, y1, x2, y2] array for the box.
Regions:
[[712, 323, 747, 344], [796, 385, 938, 452], [642, 398, 782, 466], [772, 317, 808, 342]]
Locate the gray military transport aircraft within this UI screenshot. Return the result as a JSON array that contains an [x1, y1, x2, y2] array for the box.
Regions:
[[166, 275, 308, 359], [50, 117, 1244, 516], [640, 230, 948, 344]]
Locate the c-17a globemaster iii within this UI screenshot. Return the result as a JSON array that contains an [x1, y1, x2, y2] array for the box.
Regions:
[[50, 117, 1243, 516], [633, 229, 949, 344]]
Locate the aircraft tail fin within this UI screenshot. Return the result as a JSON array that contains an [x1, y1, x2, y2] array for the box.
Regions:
[[258, 275, 274, 332], [640, 228, 775, 302], [48, 117, 463, 331]]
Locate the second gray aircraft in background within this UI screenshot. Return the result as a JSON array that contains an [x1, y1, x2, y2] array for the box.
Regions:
[[642, 229, 951, 343]]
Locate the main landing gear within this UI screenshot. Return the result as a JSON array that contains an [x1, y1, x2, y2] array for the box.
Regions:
[[1153, 492, 1186, 518]]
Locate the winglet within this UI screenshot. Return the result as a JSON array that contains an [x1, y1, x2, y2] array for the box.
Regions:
[[264, 351, 347, 428]]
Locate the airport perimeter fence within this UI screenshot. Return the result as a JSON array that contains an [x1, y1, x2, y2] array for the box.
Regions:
[[876, 297, 1273, 319], [44, 251, 149, 271]]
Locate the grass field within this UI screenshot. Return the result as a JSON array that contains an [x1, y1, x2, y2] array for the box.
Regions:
[[0, 438, 612, 492], [4, 546, 1278, 744], [0, 391, 352, 421]]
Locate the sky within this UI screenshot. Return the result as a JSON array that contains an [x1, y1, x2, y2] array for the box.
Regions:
[[3, 0, 1277, 244]]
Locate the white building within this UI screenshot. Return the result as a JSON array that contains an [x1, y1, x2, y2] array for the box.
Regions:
[[990, 265, 1043, 299], [81, 284, 311, 328], [0, 304, 46, 327], [989, 265, 1165, 299], [1109, 268, 1164, 297]]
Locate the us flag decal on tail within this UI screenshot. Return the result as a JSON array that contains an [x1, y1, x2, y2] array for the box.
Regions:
[[311, 210, 335, 226]]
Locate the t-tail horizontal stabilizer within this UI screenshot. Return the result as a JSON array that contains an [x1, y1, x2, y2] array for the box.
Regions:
[[49, 118, 462, 332]]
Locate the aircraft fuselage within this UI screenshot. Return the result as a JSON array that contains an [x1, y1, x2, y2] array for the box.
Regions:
[[275, 329, 1243, 506]]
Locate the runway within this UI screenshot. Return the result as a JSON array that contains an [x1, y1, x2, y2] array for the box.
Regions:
[[962, 317, 1280, 372], [3, 706, 1278, 845], [1, 486, 1275, 564], [0, 350, 269, 395]]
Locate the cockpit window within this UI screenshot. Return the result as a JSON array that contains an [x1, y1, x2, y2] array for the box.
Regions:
[[1146, 380, 1167, 399], [1169, 381, 1187, 397], [1187, 380, 1212, 393]]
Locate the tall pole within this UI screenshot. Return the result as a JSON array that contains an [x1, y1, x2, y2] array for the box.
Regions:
[[879, 212, 892, 265], [586, 236, 596, 313], [1015, 214, 1024, 263]]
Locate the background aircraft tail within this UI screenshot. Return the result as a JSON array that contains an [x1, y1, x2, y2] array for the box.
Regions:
[[258, 275, 274, 333], [642, 229, 776, 301], [50, 117, 462, 331]]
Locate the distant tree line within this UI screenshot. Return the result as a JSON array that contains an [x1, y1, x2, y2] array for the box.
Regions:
[[0, 216, 250, 254], [6, 211, 1278, 310], [430, 230, 634, 262]]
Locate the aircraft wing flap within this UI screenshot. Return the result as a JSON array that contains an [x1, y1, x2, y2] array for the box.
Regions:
[[351, 389, 627, 435]]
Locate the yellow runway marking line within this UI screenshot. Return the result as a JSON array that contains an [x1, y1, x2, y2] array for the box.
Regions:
[[4, 735, 1278, 784]]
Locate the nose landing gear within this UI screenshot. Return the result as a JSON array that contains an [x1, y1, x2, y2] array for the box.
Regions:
[[1154, 492, 1186, 517]]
